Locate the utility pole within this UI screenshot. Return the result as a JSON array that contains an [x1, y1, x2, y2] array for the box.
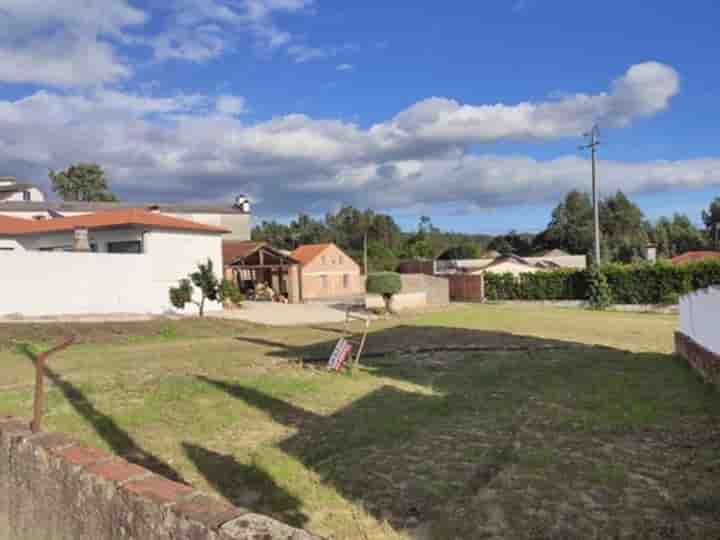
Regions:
[[580, 125, 601, 266], [363, 231, 368, 275]]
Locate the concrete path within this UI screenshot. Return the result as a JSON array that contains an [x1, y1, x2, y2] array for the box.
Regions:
[[209, 301, 355, 326]]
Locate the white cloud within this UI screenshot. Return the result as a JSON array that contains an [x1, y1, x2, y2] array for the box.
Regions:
[[149, 0, 317, 63], [0, 0, 146, 86], [287, 44, 330, 63], [216, 95, 248, 115], [337, 64, 354, 71], [0, 62, 712, 216]]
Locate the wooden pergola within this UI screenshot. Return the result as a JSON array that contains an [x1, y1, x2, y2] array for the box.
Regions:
[[224, 241, 302, 303]]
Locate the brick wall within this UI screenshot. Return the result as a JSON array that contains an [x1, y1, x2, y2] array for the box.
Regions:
[[0, 417, 319, 540], [675, 331, 720, 385]]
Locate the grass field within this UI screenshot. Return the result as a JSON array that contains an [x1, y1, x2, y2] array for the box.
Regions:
[[1, 305, 719, 539]]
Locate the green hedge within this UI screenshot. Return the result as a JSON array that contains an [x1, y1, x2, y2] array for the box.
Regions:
[[484, 260, 720, 304]]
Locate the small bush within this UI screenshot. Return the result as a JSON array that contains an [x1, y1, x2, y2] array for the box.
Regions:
[[366, 272, 402, 313], [219, 279, 244, 306], [587, 268, 612, 310]]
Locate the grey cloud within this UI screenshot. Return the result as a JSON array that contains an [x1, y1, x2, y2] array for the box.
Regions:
[[0, 63, 715, 217]]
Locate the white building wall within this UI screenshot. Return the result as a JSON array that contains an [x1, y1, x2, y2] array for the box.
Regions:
[[0, 231, 224, 317], [679, 286, 720, 355], [1, 187, 45, 202]]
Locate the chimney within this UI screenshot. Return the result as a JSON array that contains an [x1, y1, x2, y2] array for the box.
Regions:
[[73, 228, 91, 252], [645, 243, 657, 263]]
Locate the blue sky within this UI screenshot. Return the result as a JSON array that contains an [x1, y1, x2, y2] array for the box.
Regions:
[[1, 1, 719, 233]]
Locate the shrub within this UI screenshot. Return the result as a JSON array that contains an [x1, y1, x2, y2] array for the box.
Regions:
[[366, 272, 402, 313], [219, 279, 244, 307], [587, 268, 612, 310], [169, 259, 221, 316], [481, 259, 720, 306]]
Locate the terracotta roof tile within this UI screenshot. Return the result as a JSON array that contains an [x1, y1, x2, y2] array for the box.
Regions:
[[670, 251, 720, 264], [0, 208, 228, 236], [289, 243, 332, 266], [222, 241, 264, 266]]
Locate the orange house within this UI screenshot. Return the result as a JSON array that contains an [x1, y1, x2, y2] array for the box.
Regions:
[[290, 243, 365, 301]]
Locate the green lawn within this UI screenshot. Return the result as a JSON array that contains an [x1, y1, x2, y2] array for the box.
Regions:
[[1, 305, 719, 539]]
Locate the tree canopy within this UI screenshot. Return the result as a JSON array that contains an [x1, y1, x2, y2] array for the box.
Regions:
[[49, 163, 118, 202]]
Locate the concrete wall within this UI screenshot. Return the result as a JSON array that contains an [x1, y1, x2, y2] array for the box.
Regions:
[[0, 417, 318, 540], [301, 244, 364, 300], [400, 274, 449, 305], [679, 286, 720, 355], [0, 231, 223, 317], [366, 292, 427, 311]]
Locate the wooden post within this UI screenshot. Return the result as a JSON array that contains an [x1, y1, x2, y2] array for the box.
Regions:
[[30, 337, 75, 433]]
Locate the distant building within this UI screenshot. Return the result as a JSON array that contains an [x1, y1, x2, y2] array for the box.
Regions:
[[290, 243, 364, 301], [671, 251, 720, 265], [435, 252, 587, 275], [0, 177, 45, 202]]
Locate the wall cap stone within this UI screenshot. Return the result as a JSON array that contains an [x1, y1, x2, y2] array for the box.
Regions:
[[0, 416, 322, 540]]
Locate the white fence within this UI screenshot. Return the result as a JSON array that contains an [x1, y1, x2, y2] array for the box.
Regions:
[[0, 247, 221, 317], [679, 286, 720, 355]]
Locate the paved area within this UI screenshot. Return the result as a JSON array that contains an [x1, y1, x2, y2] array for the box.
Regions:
[[209, 301, 357, 326]]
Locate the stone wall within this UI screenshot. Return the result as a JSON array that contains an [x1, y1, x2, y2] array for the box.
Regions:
[[675, 331, 720, 385], [0, 417, 319, 540]]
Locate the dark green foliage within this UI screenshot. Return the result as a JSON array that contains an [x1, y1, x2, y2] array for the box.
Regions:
[[535, 190, 594, 255], [169, 279, 193, 310], [703, 197, 720, 248], [169, 259, 221, 316], [587, 268, 612, 310], [483, 260, 720, 305], [48, 162, 118, 201], [366, 272, 402, 312], [219, 279, 244, 306], [650, 213, 708, 258], [484, 270, 589, 301], [438, 243, 482, 260]]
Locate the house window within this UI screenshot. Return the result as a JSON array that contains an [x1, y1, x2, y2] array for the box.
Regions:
[[343, 274, 350, 288], [321, 255, 327, 265], [339, 256, 344, 264], [22, 190, 31, 201], [107, 241, 142, 254], [321, 275, 328, 289]]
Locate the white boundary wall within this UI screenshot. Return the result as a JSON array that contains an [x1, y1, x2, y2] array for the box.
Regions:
[[679, 286, 720, 355], [0, 230, 223, 317]]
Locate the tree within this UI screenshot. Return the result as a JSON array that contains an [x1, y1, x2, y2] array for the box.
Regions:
[[438, 243, 482, 260], [366, 272, 402, 313], [702, 198, 720, 248], [537, 190, 594, 255], [49, 163, 118, 201], [169, 259, 221, 317], [599, 191, 648, 263], [488, 230, 533, 256], [650, 214, 707, 258]]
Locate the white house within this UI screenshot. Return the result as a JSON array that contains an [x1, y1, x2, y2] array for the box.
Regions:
[[0, 177, 45, 202], [0, 197, 251, 240], [0, 209, 228, 317]]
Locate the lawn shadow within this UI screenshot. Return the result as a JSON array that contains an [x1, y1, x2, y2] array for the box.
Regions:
[[182, 442, 309, 528], [216, 325, 712, 537], [18, 343, 186, 483]]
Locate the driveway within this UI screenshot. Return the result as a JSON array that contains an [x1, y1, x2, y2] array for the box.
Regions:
[[210, 301, 357, 326]]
